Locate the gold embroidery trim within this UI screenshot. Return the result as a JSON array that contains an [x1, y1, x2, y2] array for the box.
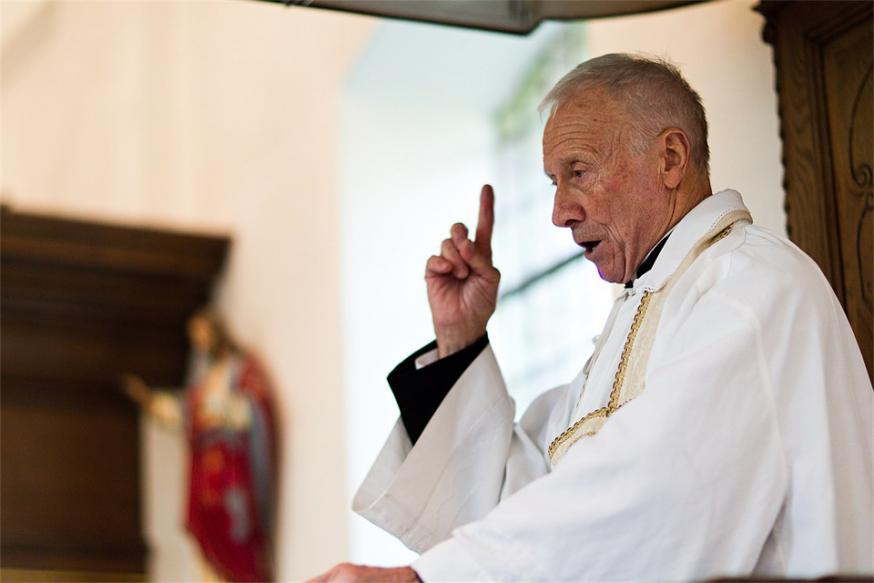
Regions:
[[545, 222, 738, 464], [547, 290, 653, 461]]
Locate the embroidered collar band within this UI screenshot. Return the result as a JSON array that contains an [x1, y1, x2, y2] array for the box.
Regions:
[[629, 189, 751, 293]]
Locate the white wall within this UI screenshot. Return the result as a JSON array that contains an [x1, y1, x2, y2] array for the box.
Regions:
[[584, 0, 785, 234], [1, 1, 376, 580], [341, 95, 496, 566]]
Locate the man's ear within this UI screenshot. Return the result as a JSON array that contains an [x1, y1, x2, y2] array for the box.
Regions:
[[658, 129, 691, 189]]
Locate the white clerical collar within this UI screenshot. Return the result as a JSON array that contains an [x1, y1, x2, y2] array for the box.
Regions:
[[629, 189, 752, 293]]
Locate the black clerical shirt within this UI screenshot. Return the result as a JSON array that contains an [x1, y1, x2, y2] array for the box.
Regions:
[[389, 233, 671, 444]]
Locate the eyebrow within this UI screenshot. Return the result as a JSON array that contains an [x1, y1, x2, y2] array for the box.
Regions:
[[545, 156, 589, 175]]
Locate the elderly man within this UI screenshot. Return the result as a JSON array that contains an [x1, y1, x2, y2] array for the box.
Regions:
[[314, 54, 873, 582]]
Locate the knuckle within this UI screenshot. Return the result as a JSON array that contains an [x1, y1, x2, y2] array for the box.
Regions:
[[336, 563, 354, 573]]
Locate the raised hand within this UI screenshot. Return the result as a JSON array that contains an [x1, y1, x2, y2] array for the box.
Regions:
[[425, 184, 500, 358]]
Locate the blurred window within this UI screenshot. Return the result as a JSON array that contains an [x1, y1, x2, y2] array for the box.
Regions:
[[488, 27, 615, 415]]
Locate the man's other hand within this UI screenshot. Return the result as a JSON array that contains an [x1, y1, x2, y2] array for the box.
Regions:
[[307, 563, 421, 583], [426, 184, 501, 358]]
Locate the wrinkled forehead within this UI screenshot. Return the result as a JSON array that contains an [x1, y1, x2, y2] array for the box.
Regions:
[[542, 91, 627, 158]]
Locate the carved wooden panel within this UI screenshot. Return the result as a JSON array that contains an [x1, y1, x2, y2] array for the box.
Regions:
[[758, 1, 873, 381], [822, 20, 873, 381], [0, 208, 229, 578]]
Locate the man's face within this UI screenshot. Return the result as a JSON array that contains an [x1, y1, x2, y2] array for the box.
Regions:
[[543, 91, 670, 284]]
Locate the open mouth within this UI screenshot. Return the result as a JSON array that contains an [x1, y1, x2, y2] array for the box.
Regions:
[[581, 240, 602, 253]]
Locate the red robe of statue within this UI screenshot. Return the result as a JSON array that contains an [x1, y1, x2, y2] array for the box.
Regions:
[[185, 356, 276, 583]]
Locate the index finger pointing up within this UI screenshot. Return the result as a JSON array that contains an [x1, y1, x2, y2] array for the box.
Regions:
[[475, 184, 495, 257]]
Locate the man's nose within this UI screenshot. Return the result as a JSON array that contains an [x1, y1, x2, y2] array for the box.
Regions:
[[552, 188, 584, 228]]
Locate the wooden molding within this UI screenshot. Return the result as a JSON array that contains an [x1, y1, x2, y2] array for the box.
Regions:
[[0, 208, 230, 573], [757, 0, 873, 380]]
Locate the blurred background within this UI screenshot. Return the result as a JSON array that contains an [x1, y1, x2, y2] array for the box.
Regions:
[[1, 0, 786, 581]]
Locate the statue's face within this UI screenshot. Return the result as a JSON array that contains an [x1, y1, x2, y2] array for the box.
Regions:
[[187, 316, 216, 354]]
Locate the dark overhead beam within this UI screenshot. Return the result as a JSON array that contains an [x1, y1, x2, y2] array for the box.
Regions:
[[261, 0, 705, 35]]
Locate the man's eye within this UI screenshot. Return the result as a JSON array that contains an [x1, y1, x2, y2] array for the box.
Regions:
[[573, 170, 586, 179]]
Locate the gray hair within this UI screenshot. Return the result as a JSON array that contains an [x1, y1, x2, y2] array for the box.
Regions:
[[540, 53, 710, 174]]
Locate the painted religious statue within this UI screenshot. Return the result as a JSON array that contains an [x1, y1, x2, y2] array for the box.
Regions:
[[123, 308, 277, 583]]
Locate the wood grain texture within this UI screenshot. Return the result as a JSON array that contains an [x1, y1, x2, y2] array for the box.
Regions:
[[0, 207, 230, 574], [821, 20, 873, 379], [758, 0, 873, 382]]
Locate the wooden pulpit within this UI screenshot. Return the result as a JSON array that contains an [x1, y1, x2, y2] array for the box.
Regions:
[[758, 0, 874, 383]]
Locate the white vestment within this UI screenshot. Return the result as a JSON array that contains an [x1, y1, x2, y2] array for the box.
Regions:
[[353, 190, 874, 581]]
